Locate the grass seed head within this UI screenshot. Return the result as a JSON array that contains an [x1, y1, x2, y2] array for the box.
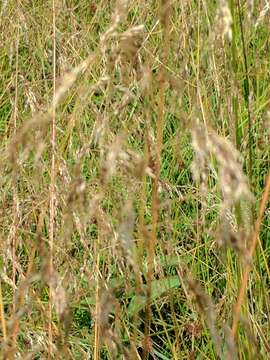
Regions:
[[215, 0, 233, 41]]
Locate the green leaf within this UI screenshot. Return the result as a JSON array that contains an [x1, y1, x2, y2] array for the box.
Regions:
[[128, 275, 181, 317]]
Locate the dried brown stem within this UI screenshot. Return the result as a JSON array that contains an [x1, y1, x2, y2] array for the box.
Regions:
[[11, 29, 20, 353], [48, 0, 57, 357], [144, 2, 171, 359]]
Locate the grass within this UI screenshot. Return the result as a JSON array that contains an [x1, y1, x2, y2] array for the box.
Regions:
[[0, 0, 270, 359]]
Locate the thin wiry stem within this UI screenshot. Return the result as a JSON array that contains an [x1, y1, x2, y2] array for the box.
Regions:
[[11, 28, 20, 352], [144, 2, 171, 359], [94, 252, 100, 360], [229, 0, 240, 150], [232, 171, 270, 338], [0, 282, 7, 343], [48, 0, 56, 357], [237, 0, 253, 179]]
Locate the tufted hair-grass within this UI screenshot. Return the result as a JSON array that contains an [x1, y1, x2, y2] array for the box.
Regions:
[[0, 1, 270, 359]]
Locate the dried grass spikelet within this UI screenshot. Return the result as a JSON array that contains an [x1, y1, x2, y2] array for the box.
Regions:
[[264, 110, 270, 139], [218, 212, 247, 256], [147, 125, 157, 167], [8, 56, 92, 168], [258, 110, 270, 149], [96, 290, 132, 358], [58, 53, 71, 75], [191, 119, 254, 252], [191, 119, 253, 207], [160, 0, 172, 30], [118, 25, 144, 83], [1, 221, 25, 291], [118, 148, 145, 179], [208, 133, 252, 205], [100, 1, 144, 87], [101, 138, 148, 181], [59, 160, 72, 185], [255, 1, 270, 28], [100, 0, 128, 51], [100, 136, 148, 185], [208, 131, 253, 209], [139, 64, 152, 94], [214, 0, 233, 41], [0, 269, 18, 290], [25, 86, 39, 115], [218, 197, 253, 257], [91, 114, 108, 148], [119, 25, 144, 61], [190, 119, 209, 196], [118, 200, 135, 254], [186, 276, 222, 358], [67, 178, 86, 206], [113, 85, 135, 115], [115, 199, 140, 274], [1, 0, 8, 13], [96, 290, 119, 357], [8, 112, 47, 168], [223, 324, 238, 360], [45, 270, 67, 319], [100, 136, 124, 183], [25, 330, 47, 348], [51, 57, 91, 110], [247, 0, 254, 20]]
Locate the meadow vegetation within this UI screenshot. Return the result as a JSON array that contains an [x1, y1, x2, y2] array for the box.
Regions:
[[0, 0, 270, 359]]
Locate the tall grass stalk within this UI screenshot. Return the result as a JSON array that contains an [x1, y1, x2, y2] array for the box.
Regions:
[[48, 0, 57, 357]]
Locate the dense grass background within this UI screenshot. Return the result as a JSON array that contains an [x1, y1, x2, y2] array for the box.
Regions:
[[0, 0, 270, 359]]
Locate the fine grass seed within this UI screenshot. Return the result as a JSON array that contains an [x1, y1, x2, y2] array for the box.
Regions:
[[0, 1, 270, 359]]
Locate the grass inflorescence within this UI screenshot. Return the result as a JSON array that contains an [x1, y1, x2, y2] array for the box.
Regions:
[[0, 1, 270, 359]]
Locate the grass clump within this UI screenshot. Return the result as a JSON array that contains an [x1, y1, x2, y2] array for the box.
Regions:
[[0, 0, 270, 359]]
